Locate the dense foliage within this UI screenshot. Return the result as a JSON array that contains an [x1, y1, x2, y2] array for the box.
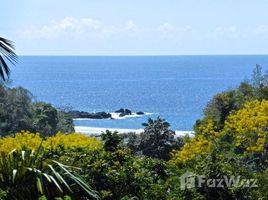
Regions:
[[126, 117, 183, 160], [0, 149, 99, 200], [0, 133, 102, 199], [0, 85, 74, 136]]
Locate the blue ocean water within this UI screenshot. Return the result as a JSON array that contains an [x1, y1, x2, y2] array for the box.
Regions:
[[11, 55, 268, 130]]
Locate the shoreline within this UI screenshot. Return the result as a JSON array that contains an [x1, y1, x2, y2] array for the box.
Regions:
[[74, 126, 194, 137]]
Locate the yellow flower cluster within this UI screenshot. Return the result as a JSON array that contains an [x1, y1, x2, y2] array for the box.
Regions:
[[45, 132, 102, 150], [170, 135, 214, 164], [0, 131, 43, 153], [0, 131, 102, 153], [171, 119, 219, 164], [224, 100, 268, 153], [170, 99, 268, 165], [195, 118, 220, 138]]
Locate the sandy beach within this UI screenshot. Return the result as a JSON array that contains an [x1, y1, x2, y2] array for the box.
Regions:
[[74, 126, 194, 137]]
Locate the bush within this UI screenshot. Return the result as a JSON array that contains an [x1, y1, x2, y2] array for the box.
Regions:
[[128, 117, 183, 160], [0, 149, 99, 200], [57, 147, 168, 200], [0, 131, 102, 154], [101, 130, 122, 152]]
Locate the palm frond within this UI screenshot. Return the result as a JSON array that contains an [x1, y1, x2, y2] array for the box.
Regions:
[[0, 37, 17, 81], [0, 149, 99, 199], [53, 160, 100, 199]]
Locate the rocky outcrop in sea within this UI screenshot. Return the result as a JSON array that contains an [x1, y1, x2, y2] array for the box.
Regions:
[[69, 108, 145, 119]]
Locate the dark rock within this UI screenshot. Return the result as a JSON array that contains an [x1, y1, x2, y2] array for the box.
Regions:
[[125, 109, 132, 115], [115, 108, 125, 113], [136, 111, 144, 115], [68, 110, 111, 119], [69, 108, 143, 119], [92, 112, 112, 119], [114, 108, 132, 117]]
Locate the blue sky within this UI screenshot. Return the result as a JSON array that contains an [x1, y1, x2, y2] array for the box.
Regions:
[[2, 0, 268, 55]]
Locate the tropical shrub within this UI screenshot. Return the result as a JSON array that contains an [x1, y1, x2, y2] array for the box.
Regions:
[[45, 132, 102, 151], [101, 130, 122, 152], [57, 147, 168, 200], [0, 149, 99, 200], [127, 117, 183, 160], [0, 131, 102, 154], [167, 148, 257, 200]]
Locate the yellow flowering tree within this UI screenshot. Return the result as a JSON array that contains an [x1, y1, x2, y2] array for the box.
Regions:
[[170, 135, 213, 164], [171, 100, 268, 164], [195, 118, 220, 137], [224, 99, 268, 153], [171, 119, 218, 164]]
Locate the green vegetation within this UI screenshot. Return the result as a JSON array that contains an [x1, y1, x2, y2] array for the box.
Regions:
[[0, 149, 99, 200], [126, 117, 183, 160], [0, 85, 74, 136], [0, 132, 101, 199], [198, 64, 268, 130], [2, 60, 268, 199]]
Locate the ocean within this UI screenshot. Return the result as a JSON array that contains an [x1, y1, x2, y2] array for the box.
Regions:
[[11, 55, 268, 131]]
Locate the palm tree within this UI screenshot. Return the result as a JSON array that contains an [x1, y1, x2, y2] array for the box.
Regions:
[[0, 37, 17, 81]]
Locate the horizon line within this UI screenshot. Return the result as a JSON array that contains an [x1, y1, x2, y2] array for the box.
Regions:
[[17, 53, 268, 57]]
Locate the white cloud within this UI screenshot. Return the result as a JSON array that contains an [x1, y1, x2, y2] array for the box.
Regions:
[[80, 18, 100, 30], [55, 17, 76, 29], [21, 16, 101, 39], [21, 17, 146, 40], [20, 17, 210, 42], [22, 17, 191, 41], [157, 22, 175, 33]]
